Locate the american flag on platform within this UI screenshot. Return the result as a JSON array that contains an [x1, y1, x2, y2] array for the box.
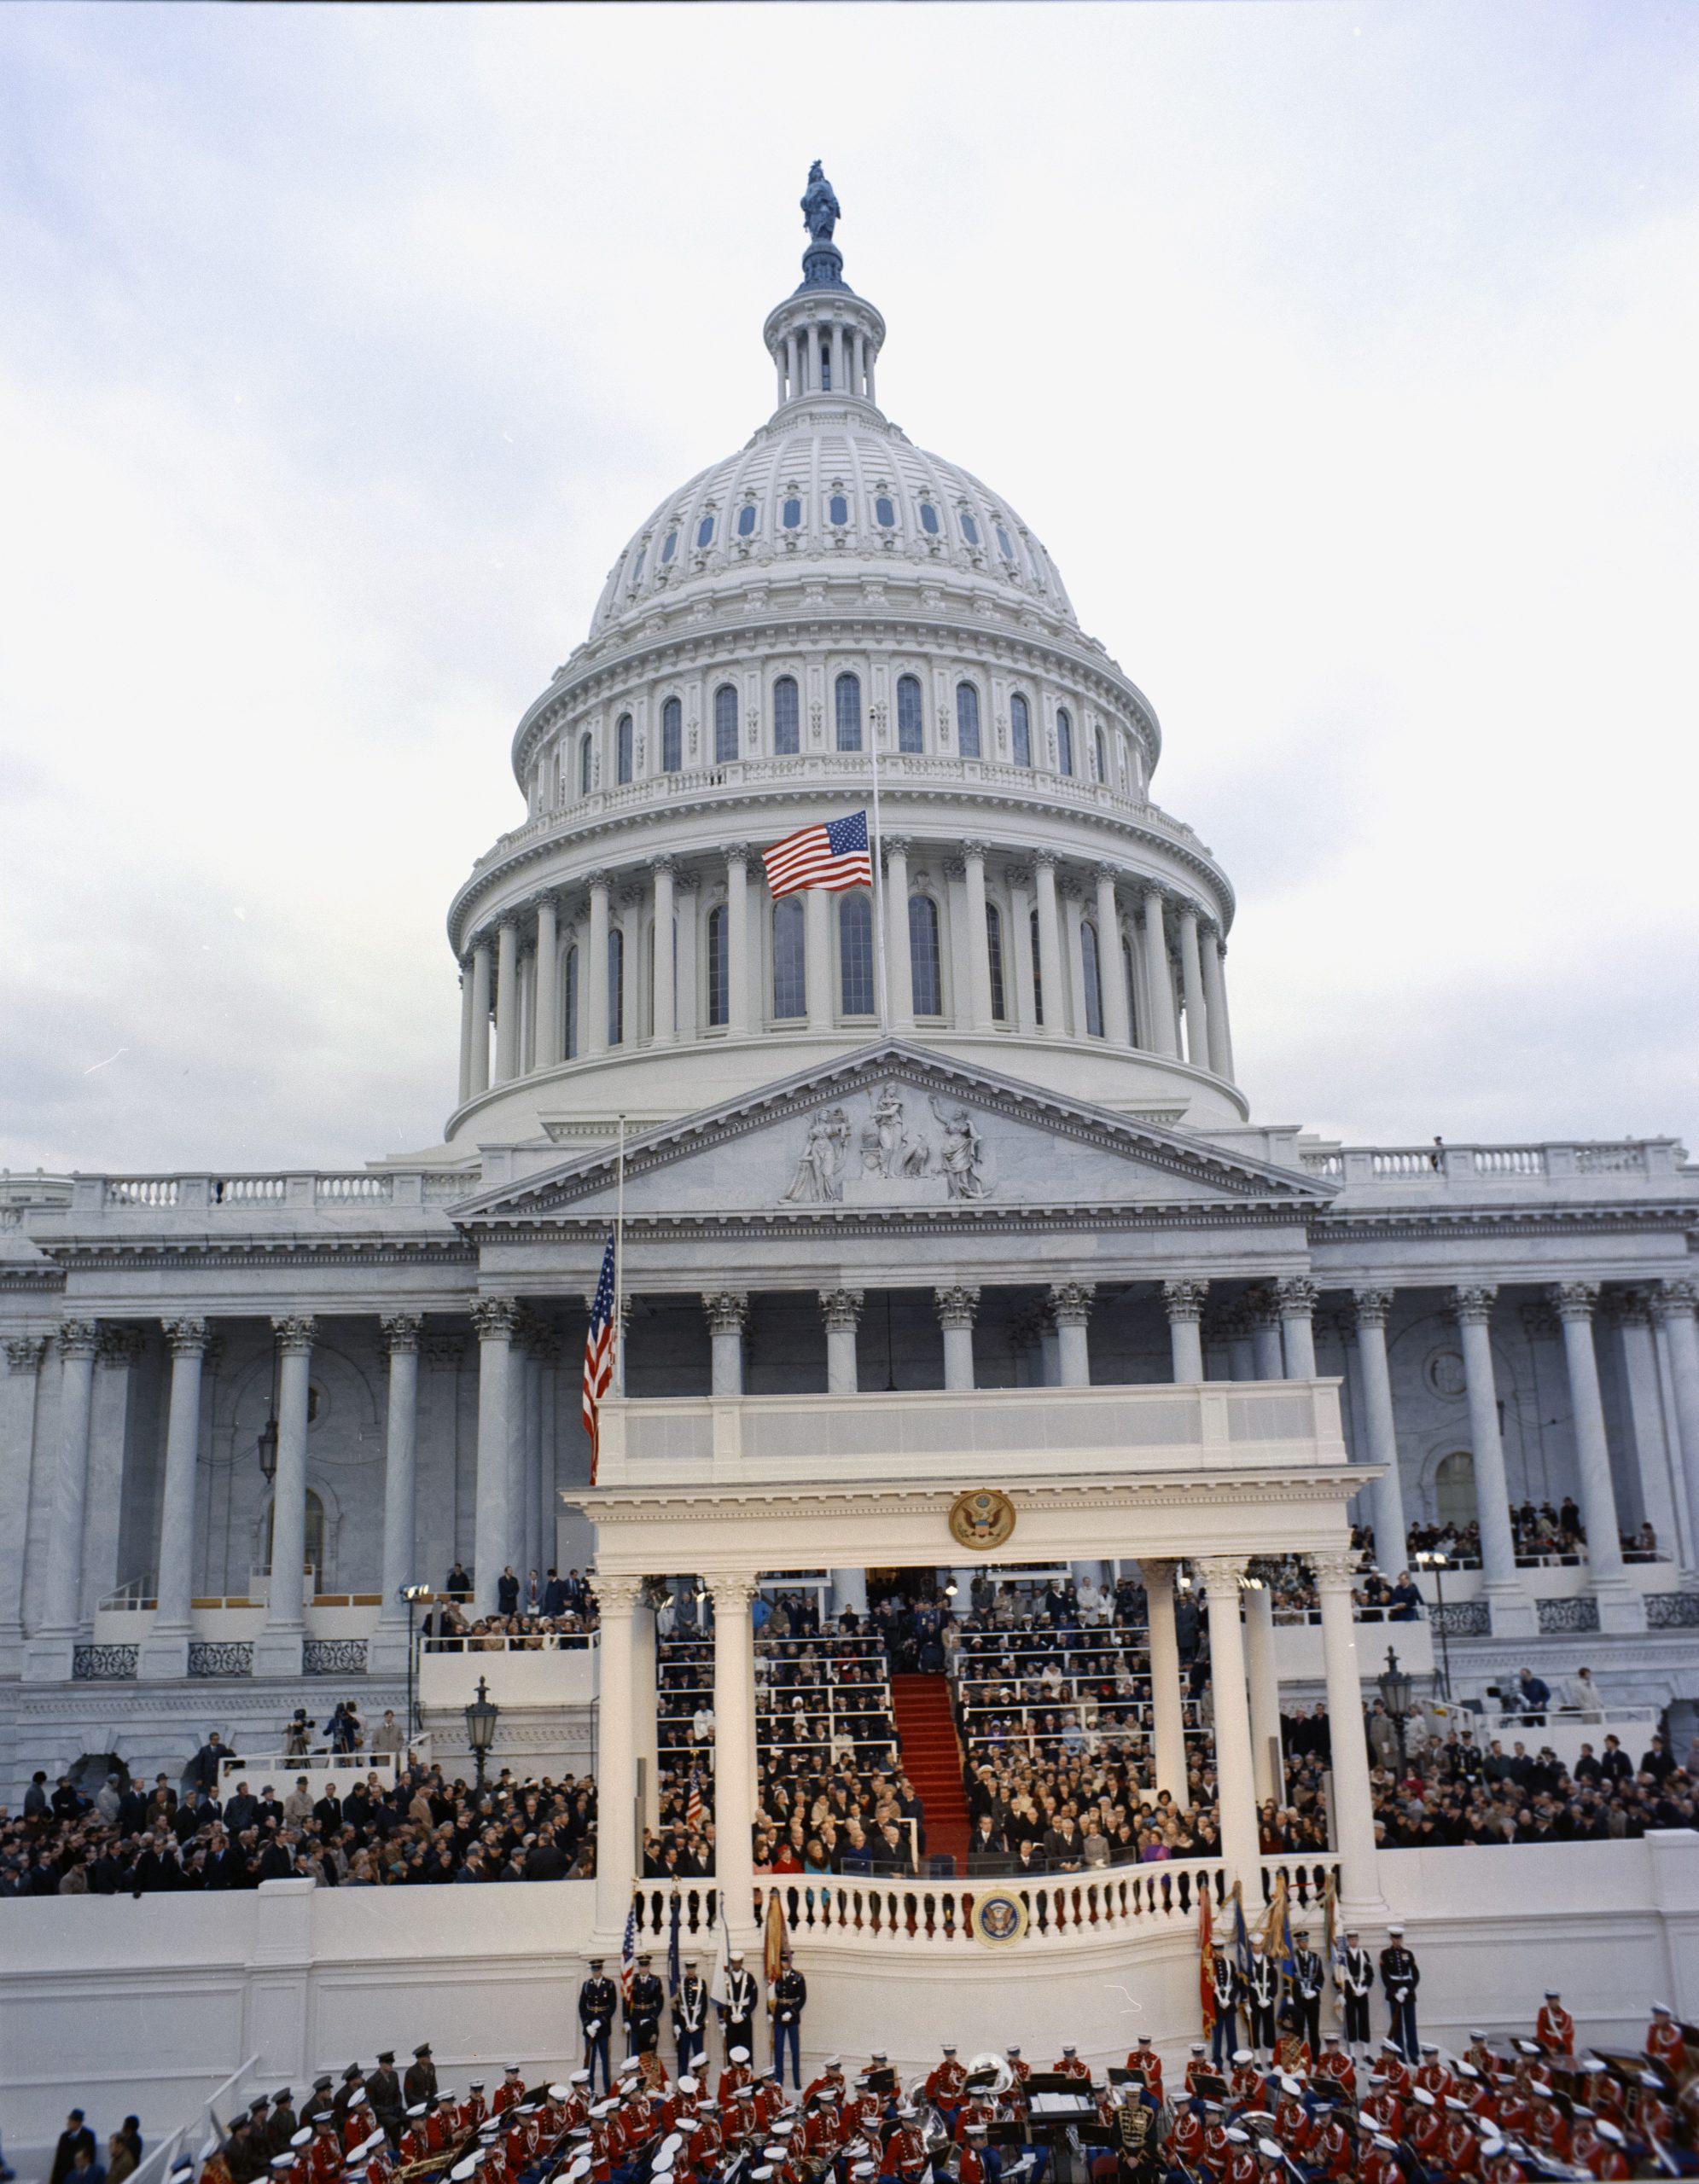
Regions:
[[685, 1769, 704, 1832], [762, 810, 872, 897], [620, 1895, 639, 2006], [583, 1231, 617, 1484]]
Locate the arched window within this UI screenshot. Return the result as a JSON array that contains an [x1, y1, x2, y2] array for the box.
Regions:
[[986, 903, 1007, 1022], [1056, 707, 1074, 777], [835, 671, 862, 752], [714, 683, 739, 764], [615, 713, 633, 786], [608, 928, 624, 1045], [1435, 1450, 1478, 1529], [909, 894, 942, 1016], [896, 673, 923, 753], [956, 682, 981, 759], [660, 697, 682, 774], [706, 905, 729, 1028], [839, 893, 875, 1015], [782, 497, 803, 531], [579, 734, 593, 796], [919, 502, 940, 536], [660, 529, 677, 565], [829, 491, 849, 526], [996, 524, 1015, 561], [773, 675, 800, 756], [772, 897, 806, 1019], [1094, 726, 1108, 784], [737, 504, 757, 537], [1030, 908, 1044, 1026], [1080, 919, 1104, 1037], [563, 945, 579, 1060], [960, 510, 981, 548], [695, 514, 715, 549], [819, 341, 833, 393], [1124, 932, 1139, 1048], [875, 495, 896, 528], [1010, 692, 1032, 768]]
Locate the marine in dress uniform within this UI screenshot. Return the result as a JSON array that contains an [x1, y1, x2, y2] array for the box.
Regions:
[[673, 1963, 711, 2081], [1379, 1927, 1421, 2062], [926, 2048, 969, 2130], [579, 1960, 618, 2099], [721, 1955, 759, 2064], [1244, 1947, 1279, 2059], [627, 1957, 667, 2059], [1056, 2048, 1091, 2083], [1209, 1955, 1243, 2071], [1336, 1934, 1375, 2060], [771, 1955, 807, 2090], [1288, 1931, 1324, 2059], [1535, 1992, 1575, 2057]]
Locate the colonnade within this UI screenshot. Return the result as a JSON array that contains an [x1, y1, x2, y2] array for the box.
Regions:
[[589, 1544, 1387, 1948], [454, 841, 1235, 1105], [6, 1274, 1697, 1680]]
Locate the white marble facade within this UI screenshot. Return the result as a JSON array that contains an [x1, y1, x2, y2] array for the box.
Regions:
[[3, 193, 1698, 1795]]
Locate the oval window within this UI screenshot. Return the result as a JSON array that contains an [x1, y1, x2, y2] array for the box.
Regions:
[[660, 530, 677, 563], [783, 497, 802, 530], [960, 511, 980, 547], [696, 514, 715, 549], [631, 547, 645, 581], [829, 493, 849, 526], [919, 502, 940, 535], [996, 525, 1015, 560], [737, 505, 757, 537], [875, 496, 895, 527]]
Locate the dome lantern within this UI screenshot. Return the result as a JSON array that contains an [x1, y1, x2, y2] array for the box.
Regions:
[[763, 161, 886, 414]]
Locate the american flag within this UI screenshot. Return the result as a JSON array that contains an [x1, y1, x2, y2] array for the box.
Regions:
[[583, 1231, 617, 1484], [620, 1895, 639, 2006], [685, 1769, 704, 1831], [762, 810, 872, 898]]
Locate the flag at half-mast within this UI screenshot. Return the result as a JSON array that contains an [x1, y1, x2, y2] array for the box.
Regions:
[[582, 1230, 617, 1484], [762, 810, 872, 897]]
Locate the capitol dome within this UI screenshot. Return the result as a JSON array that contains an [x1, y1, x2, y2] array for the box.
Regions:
[[442, 171, 1244, 1154]]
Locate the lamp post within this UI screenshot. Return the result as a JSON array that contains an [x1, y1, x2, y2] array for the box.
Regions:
[[1414, 1549, 1453, 1700], [400, 1584, 434, 1742], [465, 1674, 499, 1791], [1377, 1646, 1415, 1779]]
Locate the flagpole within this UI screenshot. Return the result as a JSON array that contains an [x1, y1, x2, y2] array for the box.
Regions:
[[614, 1113, 626, 1396], [870, 724, 890, 1036]]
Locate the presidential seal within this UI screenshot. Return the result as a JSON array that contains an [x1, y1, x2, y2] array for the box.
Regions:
[[948, 1487, 1016, 1552], [970, 1891, 1030, 1949]]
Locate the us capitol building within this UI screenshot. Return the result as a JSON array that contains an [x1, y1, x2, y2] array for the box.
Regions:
[[2, 169, 1696, 1864]]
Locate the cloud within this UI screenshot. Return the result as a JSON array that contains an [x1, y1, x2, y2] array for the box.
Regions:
[[1, 2, 1695, 1171]]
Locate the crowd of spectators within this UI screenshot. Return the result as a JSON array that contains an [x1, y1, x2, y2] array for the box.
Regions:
[[421, 1566, 600, 1650], [1405, 1502, 1664, 1568], [1363, 1716, 1697, 1848]]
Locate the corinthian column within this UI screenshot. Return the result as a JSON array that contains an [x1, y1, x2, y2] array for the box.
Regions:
[[494, 920, 521, 1083], [884, 838, 914, 1029], [468, 939, 492, 1095], [650, 859, 677, 1046], [1140, 1557, 1190, 1808], [0, 1338, 48, 1673], [1033, 853, 1065, 1036], [1650, 1281, 1699, 1571], [1451, 1286, 1536, 1636], [1275, 1276, 1319, 1379], [703, 1292, 748, 1397], [370, 1314, 423, 1674], [1202, 926, 1234, 1079], [708, 1571, 761, 1946], [1140, 887, 1178, 1057], [586, 872, 612, 1057], [1177, 903, 1208, 1069], [724, 845, 753, 1037], [533, 896, 561, 1069], [1161, 1280, 1208, 1384], [1096, 868, 1132, 1044], [255, 1316, 317, 1677], [1550, 1283, 1638, 1627], [963, 842, 994, 1030], [593, 1573, 643, 1936], [1350, 1290, 1411, 1577], [471, 1298, 519, 1616], [819, 1290, 864, 1396], [1197, 1555, 1260, 1885], [934, 1286, 980, 1391], [1312, 1549, 1389, 1922], [1049, 1282, 1095, 1386], [139, 1317, 210, 1680], [26, 1321, 101, 1676]]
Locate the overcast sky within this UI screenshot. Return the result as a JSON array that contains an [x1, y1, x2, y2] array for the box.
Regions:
[[3, 2, 1696, 1176]]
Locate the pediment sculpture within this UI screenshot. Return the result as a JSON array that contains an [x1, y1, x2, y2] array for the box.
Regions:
[[782, 1084, 990, 1205]]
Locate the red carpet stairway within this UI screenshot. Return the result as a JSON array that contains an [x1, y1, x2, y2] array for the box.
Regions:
[[890, 1672, 973, 1872]]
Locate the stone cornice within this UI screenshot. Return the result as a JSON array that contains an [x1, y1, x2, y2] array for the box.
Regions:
[[584, 1470, 1361, 1526], [1313, 1204, 1699, 1244], [27, 1238, 476, 1273]]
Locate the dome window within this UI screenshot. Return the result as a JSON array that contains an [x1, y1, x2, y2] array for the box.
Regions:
[[909, 895, 942, 1017], [875, 496, 896, 528], [696, 514, 715, 549], [631, 547, 646, 583], [919, 502, 940, 536], [959, 511, 980, 548], [996, 525, 1015, 561], [615, 713, 634, 786], [783, 497, 803, 530], [773, 675, 800, 755], [956, 682, 982, 759], [737, 505, 758, 537], [713, 683, 739, 764], [1010, 693, 1033, 768], [1056, 707, 1075, 778], [660, 530, 678, 564], [661, 698, 682, 775], [896, 673, 923, 754], [829, 492, 849, 526], [835, 671, 863, 752]]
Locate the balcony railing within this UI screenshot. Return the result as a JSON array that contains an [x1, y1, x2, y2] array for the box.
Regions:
[[1297, 1139, 1689, 1188]]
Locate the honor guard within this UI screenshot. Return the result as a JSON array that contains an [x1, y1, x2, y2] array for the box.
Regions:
[[367, 2059, 403, 2147], [1379, 1926, 1421, 2061], [1289, 1928, 1324, 2057], [1335, 1931, 1375, 2062], [628, 1955, 667, 2059], [1209, 1949, 1242, 2070], [404, 2050, 438, 2111], [771, 1952, 807, 2090], [721, 1955, 759, 2062], [579, 1959, 618, 2099], [1244, 1943, 1279, 2059], [673, 1961, 710, 2080]]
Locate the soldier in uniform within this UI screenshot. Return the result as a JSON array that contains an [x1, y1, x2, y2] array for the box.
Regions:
[[301, 2083, 336, 2133], [269, 2095, 299, 2159], [1336, 1932, 1375, 2064], [404, 2050, 438, 2113], [1244, 1943, 1279, 2061], [579, 1959, 618, 2099], [1210, 1951, 1242, 2072], [1535, 1990, 1575, 2057], [722, 1953, 759, 2064], [368, 2059, 404, 2148], [673, 1961, 710, 2082], [771, 1953, 807, 2091], [1379, 1926, 1421, 2063], [925, 2048, 969, 2131], [1289, 1930, 1324, 2059], [628, 1955, 667, 2061]]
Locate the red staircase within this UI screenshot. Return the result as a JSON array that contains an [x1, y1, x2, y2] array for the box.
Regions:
[[890, 1673, 972, 1872]]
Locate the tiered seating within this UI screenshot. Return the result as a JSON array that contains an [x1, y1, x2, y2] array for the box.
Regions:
[[655, 1627, 900, 1792], [949, 1620, 1210, 1766]]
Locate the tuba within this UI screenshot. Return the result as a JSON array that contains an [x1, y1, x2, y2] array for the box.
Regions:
[[968, 2057, 1015, 2100]]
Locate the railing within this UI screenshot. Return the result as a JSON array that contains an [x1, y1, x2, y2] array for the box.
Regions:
[[316, 1175, 394, 1202], [753, 1859, 1229, 1946], [104, 1176, 180, 1206], [127, 2054, 259, 2184], [1294, 1139, 1684, 1189], [212, 1176, 287, 1203], [422, 1630, 596, 1653], [63, 1168, 480, 1216], [98, 1577, 158, 1612], [218, 1754, 399, 1792]]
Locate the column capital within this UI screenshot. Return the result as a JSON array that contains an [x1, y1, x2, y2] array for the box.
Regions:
[[97, 1323, 145, 1368], [960, 838, 989, 863], [470, 1298, 521, 1343], [162, 1317, 209, 1358], [1310, 1549, 1359, 1591], [1549, 1281, 1601, 1323], [1005, 865, 1033, 892], [1194, 1554, 1248, 1594], [648, 853, 677, 879], [5, 1334, 49, 1375], [722, 842, 751, 868], [1275, 1276, 1319, 1318], [1450, 1283, 1498, 1326], [584, 866, 613, 893], [1351, 1287, 1395, 1328], [380, 1313, 424, 1356], [1246, 1286, 1283, 1333], [672, 868, 701, 896], [1047, 1281, 1095, 1327], [1650, 1278, 1697, 1324], [1138, 1555, 1178, 1589], [1174, 897, 1202, 929], [817, 1287, 864, 1333], [57, 1319, 101, 1360], [596, 1573, 647, 1616], [1603, 1287, 1651, 1329], [1161, 1279, 1209, 1325], [1033, 848, 1059, 871], [701, 1290, 749, 1338], [422, 1332, 467, 1369], [706, 1572, 762, 1612], [941, 855, 968, 882], [934, 1284, 980, 1330], [270, 1315, 318, 1355], [882, 834, 912, 860]]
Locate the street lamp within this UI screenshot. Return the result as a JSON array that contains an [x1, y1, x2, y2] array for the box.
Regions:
[[465, 1674, 499, 1791], [400, 1585, 434, 1742], [257, 1416, 278, 1484], [1377, 1647, 1415, 1777], [1413, 1549, 1453, 1701]]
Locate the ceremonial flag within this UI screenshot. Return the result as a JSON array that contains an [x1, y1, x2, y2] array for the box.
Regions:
[[1231, 1882, 1252, 1983], [1199, 1892, 1218, 2034], [761, 810, 872, 898], [1261, 1871, 1295, 1981], [619, 1894, 639, 2007], [763, 1887, 787, 2006], [685, 1769, 704, 1832], [583, 1230, 617, 1484], [708, 1894, 732, 2008], [666, 1888, 683, 2001]]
